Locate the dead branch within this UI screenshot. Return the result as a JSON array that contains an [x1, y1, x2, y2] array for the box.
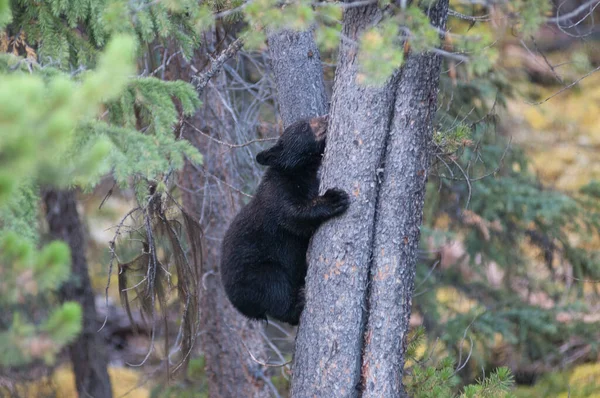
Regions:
[[193, 38, 244, 96]]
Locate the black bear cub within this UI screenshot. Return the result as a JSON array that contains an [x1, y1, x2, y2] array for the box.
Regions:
[[220, 116, 350, 325]]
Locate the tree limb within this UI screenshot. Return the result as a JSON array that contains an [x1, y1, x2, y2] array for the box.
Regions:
[[192, 37, 244, 96]]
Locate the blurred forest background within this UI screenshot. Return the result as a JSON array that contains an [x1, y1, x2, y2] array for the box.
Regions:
[[1, 0, 600, 396]]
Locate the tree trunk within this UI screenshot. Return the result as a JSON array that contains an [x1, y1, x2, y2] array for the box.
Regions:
[[267, 29, 329, 125], [290, 5, 398, 396], [361, 1, 449, 396], [44, 189, 112, 398], [171, 29, 271, 398], [289, 1, 449, 396]]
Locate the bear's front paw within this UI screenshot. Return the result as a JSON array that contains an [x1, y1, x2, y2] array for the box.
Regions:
[[322, 188, 350, 216]]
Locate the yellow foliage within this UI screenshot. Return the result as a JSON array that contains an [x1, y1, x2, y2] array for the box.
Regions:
[[523, 106, 552, 131], [434, 213, 451, 230], [109, 367, 150, 398], [555, 161, 600, 192], [515, 363, 600, 397], [569, 363, 600, 387], [508, 67, 600, 191], [16, 365, 150, 398], [529, 149, 573, 182], [436, 286, 481, 315], [514, 385, 537, 397], [0, 31, 8, 53], [404, 334, 448, 369], [557, 391, 600, 398]]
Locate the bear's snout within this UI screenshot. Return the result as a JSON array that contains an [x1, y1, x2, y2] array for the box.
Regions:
[[309, 115, 328, 140]]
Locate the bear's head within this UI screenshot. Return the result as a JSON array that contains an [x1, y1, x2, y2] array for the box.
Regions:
[[256, 116, 328, 171]]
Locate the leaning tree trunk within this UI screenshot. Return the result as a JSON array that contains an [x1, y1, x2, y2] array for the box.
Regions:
[[286, 1, 450, 396], [169, 29, 271, 398], [289, 5, 398, 396], [360, 1, 449, 396], [180, 87, 269, 398], [44, 189, 112, 398]]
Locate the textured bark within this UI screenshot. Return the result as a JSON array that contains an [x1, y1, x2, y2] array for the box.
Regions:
[[290, 6, 400, 396], [170, 30, 270, 398], [288, 2, 449, 396], [181, 159, 269, 398], [44, 189, 112, 398], [361, 2, 449, 396], [267, 29, 329, 126]]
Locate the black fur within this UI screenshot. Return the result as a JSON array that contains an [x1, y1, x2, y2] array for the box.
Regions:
[[220, 116, 350, 325]]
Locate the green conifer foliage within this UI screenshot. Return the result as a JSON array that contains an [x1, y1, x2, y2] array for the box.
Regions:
[[1, 0, 205, 369], [0, 231, 78, 366], [0, 32, 138, 366], [413, 52, 600, 381], [0, 35, 136, 198]]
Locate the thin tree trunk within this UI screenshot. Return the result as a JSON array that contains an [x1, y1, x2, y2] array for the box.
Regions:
[[290, 5, 399, 396], [267, 29, 329, 125], [44, 189, 112, 398], [171, 30, 271, 397], [361, 1, 449, 396], [182, 154, 269, 398], [179, 93, 270, 398]]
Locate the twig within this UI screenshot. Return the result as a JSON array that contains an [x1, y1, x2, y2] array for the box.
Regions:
[[184, 161, 255, 198], [98, 181, 117, 210], [454, 335, 474, 374], [448, 9, 490, 22], [453, 309, 485, 377], [450, 156, 473, 210], [127, 325, 156, 367], [183, 120, 278, 148], [413, 260, 440, 293], [214, 3, 250, 19], [432, 137, 511, 184], [314, 0, 377, 8], [193, 38, 245, 96], [526, 65, 600, 105], [431, 48, 470, 62], [239, 334, 292, 368], [98, 207, 141, 332], [121, 276, 149, 291], [256, 370, 283, 398], [259, 329, 292, 380], [547, 0, 600, 23], [522, 37, 564, 85], [202, 270, 217, 290]]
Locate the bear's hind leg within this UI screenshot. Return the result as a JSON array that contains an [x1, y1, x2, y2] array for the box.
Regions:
[[252, 264, 305, 325], [269, 286, 304, 326]]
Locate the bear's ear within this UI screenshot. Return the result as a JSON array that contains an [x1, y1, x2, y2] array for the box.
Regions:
[[256, 144, 283, 166]]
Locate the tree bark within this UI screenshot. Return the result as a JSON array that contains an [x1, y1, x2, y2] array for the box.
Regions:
[[267, 29, 329, 125], [361, 2, 449, 396], [290, 5, 399, 396], [288, 1, 449, 396], [171, 30, 271, 398], [44, 189, 112, 398]]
